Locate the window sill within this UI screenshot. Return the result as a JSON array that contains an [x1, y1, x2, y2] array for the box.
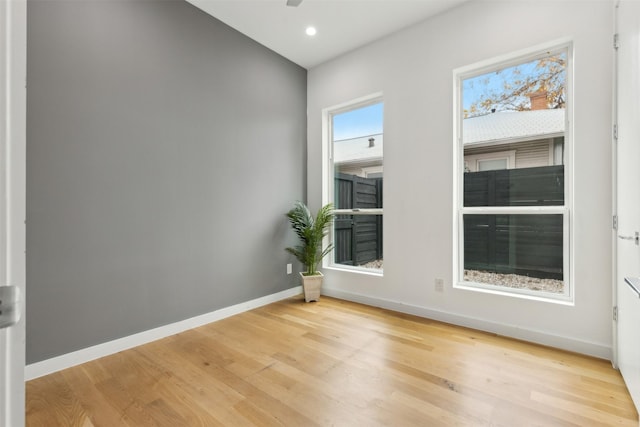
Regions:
[[325, 264, 384, 277], [454, 281, 574, 306]]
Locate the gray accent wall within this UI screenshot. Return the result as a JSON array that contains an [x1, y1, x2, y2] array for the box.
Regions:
[[26, 0, 306, 364]]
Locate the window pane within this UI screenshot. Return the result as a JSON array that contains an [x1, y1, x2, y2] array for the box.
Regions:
[[332, 101, 383, 272], [464, 165, 564, 207], [462, 50, 566, 207], [334, 214, 383, 269], [463, 214, 564, 293]]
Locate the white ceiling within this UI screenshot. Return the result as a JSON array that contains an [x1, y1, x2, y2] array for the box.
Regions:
[[185, 0, 471, 69]]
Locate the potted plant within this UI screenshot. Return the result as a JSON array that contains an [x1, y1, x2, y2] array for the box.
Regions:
[[285, 201, 335, 302]]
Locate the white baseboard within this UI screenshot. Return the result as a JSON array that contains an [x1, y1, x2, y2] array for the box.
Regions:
[[25, 286, 303, 381], [322, 287, 611, 360], [27, 285, 611, 381]]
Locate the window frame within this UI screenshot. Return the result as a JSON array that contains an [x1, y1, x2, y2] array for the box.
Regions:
[[452, 41, 574, 303], [322, 92, 384, 275]]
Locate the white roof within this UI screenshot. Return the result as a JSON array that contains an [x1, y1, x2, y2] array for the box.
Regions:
[[463, 109, 565, 145], [334, 134, 383, 164]]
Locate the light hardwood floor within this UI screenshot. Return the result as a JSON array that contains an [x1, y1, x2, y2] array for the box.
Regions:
[[26, 296, 638, 426]]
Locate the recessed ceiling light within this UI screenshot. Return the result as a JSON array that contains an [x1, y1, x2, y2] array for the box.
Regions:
[[305, 26, 317, 36]]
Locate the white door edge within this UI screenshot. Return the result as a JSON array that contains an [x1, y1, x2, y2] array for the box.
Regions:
[[1, 0, 27, 426], [611, 0, 620, 370]]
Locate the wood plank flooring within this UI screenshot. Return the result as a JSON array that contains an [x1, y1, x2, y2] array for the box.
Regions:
[[26, 296, 638, 426]]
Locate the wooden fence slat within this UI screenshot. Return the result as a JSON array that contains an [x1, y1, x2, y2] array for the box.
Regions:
[[464, 165, 564, 207]]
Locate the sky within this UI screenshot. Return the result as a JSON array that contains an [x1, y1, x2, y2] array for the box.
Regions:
[[333, 102, 383, 141], [462, 52, 566, 114], [462, 60, 539, 112]]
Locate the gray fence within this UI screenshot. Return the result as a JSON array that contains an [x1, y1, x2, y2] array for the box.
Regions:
[[334, 173, 382, 266], [334, 165, 564, 277], [464, 165, 564, 279]]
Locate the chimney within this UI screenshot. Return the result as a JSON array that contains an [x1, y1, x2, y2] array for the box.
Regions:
[[529, 90, 548, 110], [368, 137, 375, 147]]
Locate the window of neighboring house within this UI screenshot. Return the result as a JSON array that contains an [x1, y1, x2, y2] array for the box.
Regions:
[[362, 166, 384, 178], [478, 158, 507, 171], [464, 150, 516, 172], [454, 43, 572, 302], [325, 95, 383, 273]]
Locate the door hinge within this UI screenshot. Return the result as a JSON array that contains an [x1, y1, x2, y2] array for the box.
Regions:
[[0, 286, 21, 329], [613, 306, 618, 322], [614, 33, 620, 50], [614, 124, 618, 140], [613, 215, 619, 230]]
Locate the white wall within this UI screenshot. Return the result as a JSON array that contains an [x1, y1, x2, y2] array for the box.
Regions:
[[307, 0, 614, 358]]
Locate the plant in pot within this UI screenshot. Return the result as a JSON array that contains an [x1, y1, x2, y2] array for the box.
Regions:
[[285, 201, 335, 302]]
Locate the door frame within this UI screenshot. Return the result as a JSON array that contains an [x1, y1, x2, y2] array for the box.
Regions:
[[1, 0, 27, 425], [612, 0, 620, 369]]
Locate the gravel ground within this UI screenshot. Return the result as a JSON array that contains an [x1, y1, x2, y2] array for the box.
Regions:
[[464, 270, 563, 293], [359, 259, 383, 269], [356, 261, 562, 294]]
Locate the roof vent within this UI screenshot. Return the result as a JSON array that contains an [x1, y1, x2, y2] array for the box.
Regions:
[[368, 137, 375, 147]]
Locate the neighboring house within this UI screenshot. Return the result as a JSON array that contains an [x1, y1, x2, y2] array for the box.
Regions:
[[463, 107, 565, 172], [333, 108, 564, 176], [333, 134, 383, 177]]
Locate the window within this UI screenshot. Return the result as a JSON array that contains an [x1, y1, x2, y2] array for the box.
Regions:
[[464, 150, 516, 172], [454, 43, 572, 301], [325, 95, 383, 273], [478, 158, 507, 171]]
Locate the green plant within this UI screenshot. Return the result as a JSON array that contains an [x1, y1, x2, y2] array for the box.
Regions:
[[285, 201, 335, 276]]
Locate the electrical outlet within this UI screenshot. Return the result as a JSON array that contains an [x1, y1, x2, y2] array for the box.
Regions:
[[435, 278, 444, 292], [287, 263, 292, 275]]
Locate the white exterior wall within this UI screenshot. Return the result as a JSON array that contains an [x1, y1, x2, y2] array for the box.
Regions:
[[307, 1, 613, 358]]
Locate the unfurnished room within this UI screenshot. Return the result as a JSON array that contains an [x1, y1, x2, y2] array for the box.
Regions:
[[1, 0, 640, 425]]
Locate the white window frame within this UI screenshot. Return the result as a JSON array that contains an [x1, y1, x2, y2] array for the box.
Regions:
[[322, 92, 384, 275], [453, 40, 573, 303]]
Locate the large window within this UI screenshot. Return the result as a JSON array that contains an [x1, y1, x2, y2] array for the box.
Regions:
[[326, 96, 383, 273], [454, 43, 572, 301]]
